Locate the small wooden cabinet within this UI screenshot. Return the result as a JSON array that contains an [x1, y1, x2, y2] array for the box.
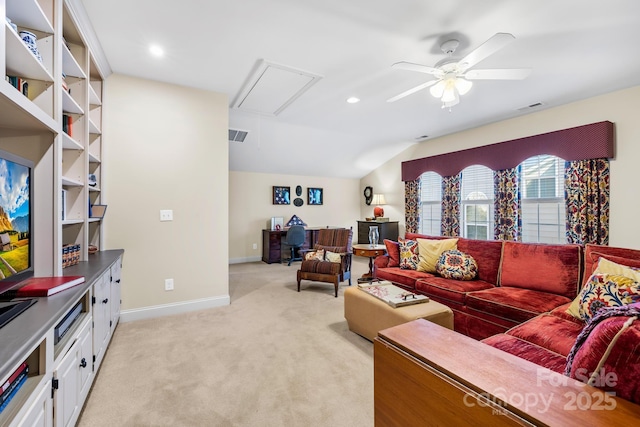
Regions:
[[357, 221, 399, 244]]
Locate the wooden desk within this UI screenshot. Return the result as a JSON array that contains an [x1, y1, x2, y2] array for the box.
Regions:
[[262, 228, 321, 264]]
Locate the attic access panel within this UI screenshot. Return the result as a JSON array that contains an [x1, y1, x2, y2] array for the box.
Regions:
[[233, 60, 322, 116]]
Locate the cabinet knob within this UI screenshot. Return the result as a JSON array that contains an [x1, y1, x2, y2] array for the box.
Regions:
[[80, 358, 87, 368], [102, 298, 109, 304], [116, 279, 121, 283]]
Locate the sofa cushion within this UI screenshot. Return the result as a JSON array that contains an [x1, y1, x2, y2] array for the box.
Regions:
[[398, 238, 419, 270], [482, 334, 567, 373], [466, 287, 571, 323], [499, 241, 582, 299], [416, 238, 458, 273], [505, 314, 585, 357], [299, 259, 340, 275], [415, 277, 494, 304], [458, 239, 502, 285], [383, 239, 400, 268], [565, 303, 640, 404], [436, 249, 478, 281], [375, 268, 433, 290]]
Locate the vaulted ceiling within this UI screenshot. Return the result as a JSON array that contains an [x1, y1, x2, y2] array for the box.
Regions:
[[80, 0, 640, 178]]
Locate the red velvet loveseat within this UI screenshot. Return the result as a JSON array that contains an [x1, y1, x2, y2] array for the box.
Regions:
[[373, 233, 640, 405]]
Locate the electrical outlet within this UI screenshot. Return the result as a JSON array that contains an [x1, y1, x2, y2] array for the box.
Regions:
[[252, 243, 258, 250], [164, 278, 174, 291], [160, 210, 173, 221]]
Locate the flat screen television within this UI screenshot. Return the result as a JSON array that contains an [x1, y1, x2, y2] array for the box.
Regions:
[[0, 148, 36, 329]]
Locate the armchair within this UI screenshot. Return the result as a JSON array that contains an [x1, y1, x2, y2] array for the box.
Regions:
[[296, 227, 353, 297]]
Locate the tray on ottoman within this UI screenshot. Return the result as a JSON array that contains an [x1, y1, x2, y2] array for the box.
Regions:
[[344, 284, 453, 341], [358, 281, 429, 308]]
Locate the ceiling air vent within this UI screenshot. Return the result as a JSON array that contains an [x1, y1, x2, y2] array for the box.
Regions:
[[229, 129, 249, 143], [517, 102, 546, 112]]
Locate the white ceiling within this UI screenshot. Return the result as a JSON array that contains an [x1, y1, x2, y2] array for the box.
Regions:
[[80, 0, 640, 179]]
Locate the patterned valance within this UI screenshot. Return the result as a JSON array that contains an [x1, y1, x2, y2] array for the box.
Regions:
[[402, 121, 614, 181]]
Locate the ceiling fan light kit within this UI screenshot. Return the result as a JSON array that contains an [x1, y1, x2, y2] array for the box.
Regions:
[[387, 32, 531, 109]]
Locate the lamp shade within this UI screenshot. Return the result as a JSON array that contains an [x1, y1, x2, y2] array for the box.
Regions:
[[371, 194, 386, 205]]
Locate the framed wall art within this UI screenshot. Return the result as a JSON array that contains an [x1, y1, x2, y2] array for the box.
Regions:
[[308, 187, 323, 205], [273, 186, 291, 205]]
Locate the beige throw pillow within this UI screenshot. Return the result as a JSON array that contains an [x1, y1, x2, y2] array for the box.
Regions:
[[325, 251, 342, 263], [416, 238, 458, 273]]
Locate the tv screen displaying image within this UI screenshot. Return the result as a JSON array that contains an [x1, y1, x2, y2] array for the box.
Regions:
[[0, 149, 33, 294]]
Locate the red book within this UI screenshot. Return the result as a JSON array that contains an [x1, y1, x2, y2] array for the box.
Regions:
[[1, 363, 27, 394], [14, 276, 85, 297]]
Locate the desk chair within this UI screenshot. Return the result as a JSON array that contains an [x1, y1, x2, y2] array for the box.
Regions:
[[282, 225, 306, 266]]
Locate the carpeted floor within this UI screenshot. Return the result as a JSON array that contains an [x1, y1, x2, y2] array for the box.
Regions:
[[78, 258, 374, 426]]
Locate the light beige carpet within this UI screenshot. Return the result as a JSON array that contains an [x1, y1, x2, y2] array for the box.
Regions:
[[78, 258, 374, 426]]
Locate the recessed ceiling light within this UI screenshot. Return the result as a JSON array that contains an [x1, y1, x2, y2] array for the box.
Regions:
[[346, 97, 360, 104], [149, 45, 164, 57]]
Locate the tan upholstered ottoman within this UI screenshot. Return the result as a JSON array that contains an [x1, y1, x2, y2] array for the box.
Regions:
[[344, 286, 453, 341]]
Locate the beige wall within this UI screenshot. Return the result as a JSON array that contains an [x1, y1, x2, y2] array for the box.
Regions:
[[361, 85, 640, 250], [103, 74, 229, 315], [229, 172, 361, 262]]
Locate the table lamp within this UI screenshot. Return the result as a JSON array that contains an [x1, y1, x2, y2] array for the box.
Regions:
[[371, 194, 387, 218]]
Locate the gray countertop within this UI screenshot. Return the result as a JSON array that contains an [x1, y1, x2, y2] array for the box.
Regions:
[[0, 249, 124, 380]]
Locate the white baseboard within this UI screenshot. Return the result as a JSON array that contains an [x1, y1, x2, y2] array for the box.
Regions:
[[229, 256, 261, 264], [120, 295, 230, 323]]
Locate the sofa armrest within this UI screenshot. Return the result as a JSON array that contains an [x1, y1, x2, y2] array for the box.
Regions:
[[375, 320, 640, 425]]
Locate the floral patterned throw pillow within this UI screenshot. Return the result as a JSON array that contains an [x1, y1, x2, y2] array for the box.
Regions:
[[398, 238, 419, 270], [436, 250, 478, 281], [577, 273, 640, 321]]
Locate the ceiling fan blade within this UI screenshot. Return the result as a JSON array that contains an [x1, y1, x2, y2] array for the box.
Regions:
[[392, 61, 441, 76], [464, 68, 532, 80], [386, 80, 438, 103], [458, 33, 515, 72]]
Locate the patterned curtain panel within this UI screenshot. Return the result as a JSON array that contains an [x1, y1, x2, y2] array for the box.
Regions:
[[493, 166, 521, 241], [441, 174, 461, 237], [565, 158, 610, 245], [404, 179, 420, 234]]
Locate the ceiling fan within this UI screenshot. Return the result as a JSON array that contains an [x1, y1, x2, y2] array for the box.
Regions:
[[387, 33, 531, 109]]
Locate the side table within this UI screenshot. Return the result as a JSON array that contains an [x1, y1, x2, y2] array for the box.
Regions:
[[352, 244, 386, 283]]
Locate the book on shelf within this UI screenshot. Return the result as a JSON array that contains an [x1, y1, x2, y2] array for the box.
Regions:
[[1, 364, 28, 405], [359, 282, 429, 308], [0, 373, 27, 413], [6, 276, 85, 298], [1, 363, 27, 395]]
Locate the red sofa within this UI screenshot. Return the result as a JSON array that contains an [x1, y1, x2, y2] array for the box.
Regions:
[[373, 233, 640, 405]]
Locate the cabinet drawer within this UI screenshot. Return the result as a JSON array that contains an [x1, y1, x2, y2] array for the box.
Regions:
[[354, 248, 385, 257]]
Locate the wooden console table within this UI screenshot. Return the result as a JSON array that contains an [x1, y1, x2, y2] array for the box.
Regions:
[[374, 319, 640, 426]]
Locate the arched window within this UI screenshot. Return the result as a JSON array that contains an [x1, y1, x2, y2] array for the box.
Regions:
[[461, 165, 493, 240], [520, 155, 565, 243], [419, 171, 442, 236]]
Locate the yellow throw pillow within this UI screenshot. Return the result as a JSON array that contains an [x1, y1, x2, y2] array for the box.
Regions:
[[593, 257, 640, 282], [416, 238, 458, 273]]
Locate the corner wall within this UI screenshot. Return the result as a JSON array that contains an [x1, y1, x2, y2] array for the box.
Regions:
[[361, 85, 640, 249], [103, 74, 229, 319]]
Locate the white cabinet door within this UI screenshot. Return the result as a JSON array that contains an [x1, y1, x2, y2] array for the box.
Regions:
[[77, 319, 93, 403], [92, 271, 111, 370], [110, 256, 122, 331], [14, 378, 53, 427], [53, 343, 80, 427]]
